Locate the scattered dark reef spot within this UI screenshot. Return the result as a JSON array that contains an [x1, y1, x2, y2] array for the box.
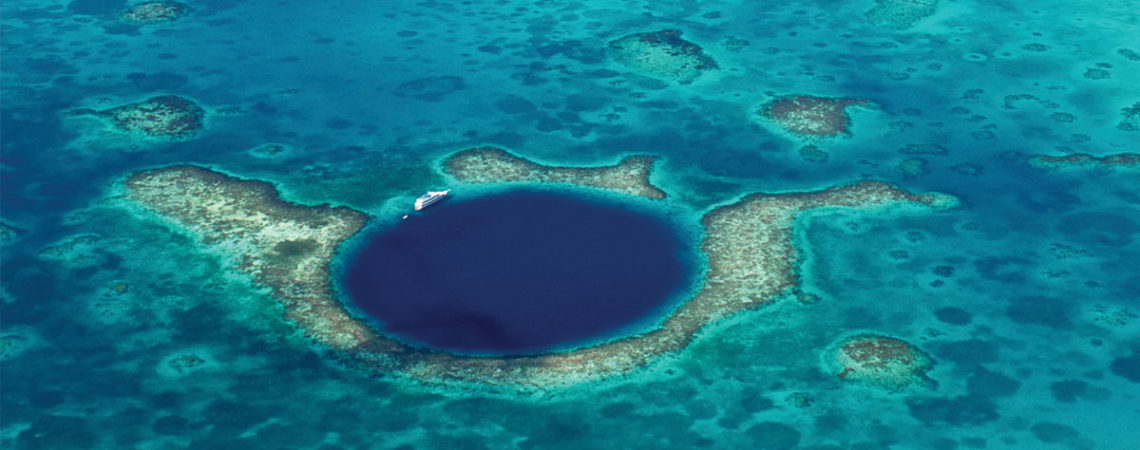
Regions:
[[29, 389, 66, 408], [932, 438, 959, 450], [126, 72, 189, 92], [685, 399, 718, 419], [325, 118, 354, 130], [13, 56, 80, 84], [893, 157, 930, 180], [201, 399, 267, 435], [739, 389, 775, 413], [534, 39, 605, 64], [931, 265, 954, 277], [2, 107, 72, 153], [374, 407, 419, 432], [268, 238, 319, 265], [639, 100, 680, 110], [745, 421, 801, 449], [931, 339, 999, 366], [393, 75, 465, 101], [564, 94, 608, 112], [1049, 380, 1088, 402], [112, 406, 149, 428], [906, 395, 1000, 426], [1110, 349, 1140, 383], [1016, 189, 1081, 214], [150, 391, 183, 409], [1006, 296, 1071, 329], [515, 412, 596, 449], [974, 256, 1032, 284], [534, 116, 563, 132], [494, 95, 538, 115], [1056, 212, 1139, 247], [152, 415, 191, 436], [585, 69, 621, 79], [934, 307, 972, 325], [966, 367, 1021, 398], [68, 0, 127, 16], [1030, 422, 1081, 444], [600, 401, 636, 418], [899, 143, 949, 155], [484, 132, 526, 149]]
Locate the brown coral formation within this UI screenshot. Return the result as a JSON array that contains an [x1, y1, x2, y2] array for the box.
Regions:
[[167, 354, 206, 373], [122, 1, 192, 24], [1117, 102, 1140, 131], [1028, 153, 1140, 170], [866, 0, 939, 30], [760, 95, 872, 137], [833, 334, 935, 390], [608, 29, 718, 84], [124, 161, 954, 390], [123, 166, 373, 350], [896, 157, 931, 179], [443, 146, 666, 199], [71, 95, 205, 138]]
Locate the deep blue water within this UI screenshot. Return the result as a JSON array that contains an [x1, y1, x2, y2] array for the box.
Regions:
[[2, 0, 1139, 448], [344, 190, 692, 355]]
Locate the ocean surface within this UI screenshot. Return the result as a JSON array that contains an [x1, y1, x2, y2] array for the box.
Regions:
[[2, 0, 1138, 449], [343, 189, 695, 356]]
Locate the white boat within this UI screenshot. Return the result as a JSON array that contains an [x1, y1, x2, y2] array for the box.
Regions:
[[414, 189, 450, 211]]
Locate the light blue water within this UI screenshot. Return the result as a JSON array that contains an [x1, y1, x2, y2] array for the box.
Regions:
[[2, 0, 1138, 448]]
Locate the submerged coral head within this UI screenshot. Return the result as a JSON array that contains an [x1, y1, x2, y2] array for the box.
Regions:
[[608, 29, 718, 84], [122, 1, 193, 24], [761, 95, 871, 137], [75, 95, 206, 139]]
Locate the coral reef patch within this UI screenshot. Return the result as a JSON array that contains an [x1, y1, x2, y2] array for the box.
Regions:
[[122, 1, 193, 24], [898, 143, 949, 156], [123, 155, 954, 390], [1, 220, 25, 244], [1028, 153, 1140, 170], [443, 146, 666, 199], [896, 157, 931, 179], [608, 30, 718, 84], [123, 166, 373, 350], [832, 334, 936, 390], [759, 95, 872, 138], [1, 333, 33, 361], [1117, 101, 1140, 131], [798, 145, 829, 163], [866, 0, 940, 30], [71, 95, 206, 139], [393, 76, 466, 101]]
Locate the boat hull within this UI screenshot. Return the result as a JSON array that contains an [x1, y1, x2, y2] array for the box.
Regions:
[[414, 189, 450, 211]]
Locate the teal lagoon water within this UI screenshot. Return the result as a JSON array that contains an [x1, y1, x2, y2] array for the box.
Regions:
[[2, 0, 1139, 449]]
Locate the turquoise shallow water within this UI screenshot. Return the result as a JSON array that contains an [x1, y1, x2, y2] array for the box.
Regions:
[[2, 0, 1139, 449]]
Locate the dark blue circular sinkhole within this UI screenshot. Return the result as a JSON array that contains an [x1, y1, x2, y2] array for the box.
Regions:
[[344, 189, 695, 356]]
